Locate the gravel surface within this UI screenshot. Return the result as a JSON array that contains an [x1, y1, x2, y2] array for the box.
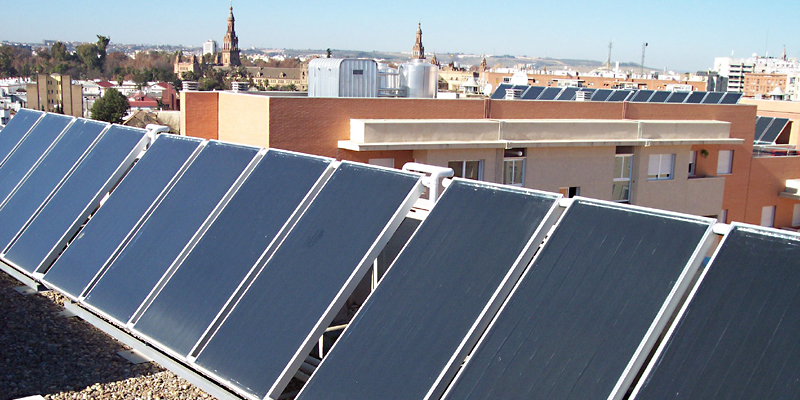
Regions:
[[0, 271, 218, 400]]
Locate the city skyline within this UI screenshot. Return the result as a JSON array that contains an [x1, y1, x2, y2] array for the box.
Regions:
[[2, 0, 798, 72]]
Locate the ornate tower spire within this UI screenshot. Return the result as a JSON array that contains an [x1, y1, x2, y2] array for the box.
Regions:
[[412, 22, 425, 60], [222, 4, 241, 67], [480, 57, 487, 71], [430, 52, 438, 66]]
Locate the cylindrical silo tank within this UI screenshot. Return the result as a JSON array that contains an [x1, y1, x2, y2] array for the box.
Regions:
[[399, 59, 438, 98]]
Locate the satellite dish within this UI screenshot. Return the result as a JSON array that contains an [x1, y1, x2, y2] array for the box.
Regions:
[[482, 84, 493, 96]]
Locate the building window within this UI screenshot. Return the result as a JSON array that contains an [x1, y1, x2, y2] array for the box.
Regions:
[[448, 160, 483, 181], [717, 150, 733, 175], [688, 150, 697, 177], [560, 187, 580, 198], [648, 154, 675, 181], [503, 149, 525, 186], [761, 205, 775, 227], [613, 154, 633, 202], [793, 204, 800, 227]]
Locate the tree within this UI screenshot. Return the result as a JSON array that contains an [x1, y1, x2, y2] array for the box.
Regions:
[[90, 88, 129, 124]]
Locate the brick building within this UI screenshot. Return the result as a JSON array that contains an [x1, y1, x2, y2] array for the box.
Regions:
[[180, 91, 800, 229]]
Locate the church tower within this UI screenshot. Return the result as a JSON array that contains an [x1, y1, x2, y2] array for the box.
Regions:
[[222, 5, 241, 67], [412, 23, 425, 59]]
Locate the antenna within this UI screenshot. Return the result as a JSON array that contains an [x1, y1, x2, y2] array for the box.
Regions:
[[641, 42, 648, 75], [606, 41, 613, 70]]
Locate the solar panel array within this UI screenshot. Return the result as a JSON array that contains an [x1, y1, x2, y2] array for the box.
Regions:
[[2, 111, 799, 400], [491, 84, 743, 104], [754, 116, 791, 144]]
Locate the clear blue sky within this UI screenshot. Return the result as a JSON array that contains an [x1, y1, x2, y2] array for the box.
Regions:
[[2, 0, 798, 72]]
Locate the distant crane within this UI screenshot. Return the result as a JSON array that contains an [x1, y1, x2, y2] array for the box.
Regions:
[[641, 42, 648, 76], [606, 41, 613, 70]]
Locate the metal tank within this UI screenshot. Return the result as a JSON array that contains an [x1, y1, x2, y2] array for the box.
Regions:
[[399, 59, 438, 98], [308, 58, 379, 98]]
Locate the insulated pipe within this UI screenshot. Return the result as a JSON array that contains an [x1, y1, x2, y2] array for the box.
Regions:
[[401, 162, 454, 203]]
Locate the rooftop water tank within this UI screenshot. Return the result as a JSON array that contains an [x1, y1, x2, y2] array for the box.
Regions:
[[399, 59, 437, 98]]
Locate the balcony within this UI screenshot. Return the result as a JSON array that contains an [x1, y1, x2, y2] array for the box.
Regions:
[[686, 175, 726, 217]]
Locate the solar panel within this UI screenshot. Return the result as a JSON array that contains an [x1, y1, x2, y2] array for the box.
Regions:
[[192, 162, 422, 400], [591, 89, 613, 101], [630, 225, 800, 400], [131, 150, 334, 357], [759, 117, 789, 144], [0, 113, 72, 204], [648, 91, 671, 102], [701, 91, 725, 104], [607, 89, 632, 102], [490, 84, 512, 99], [555, 87, 579, 100], [719, 92, 742, 104], [1, 125, 149, 274], [684, 91, 707, 104], [521, 86, 545, 100], [537, 87, 563, 100], [441, 199, 714, 400], [0, 109, 44, 166], [0, 120, 106, 261], [82, 141, 260, 324], [665, 91, 690, 103], [297, 180, 560, 400], [42, 135, 204, 299], [631, 90, 655, 102], [754, 116, 773, 142]]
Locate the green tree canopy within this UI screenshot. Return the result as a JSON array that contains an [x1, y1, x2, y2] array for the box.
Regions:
[[90, 88, 129, 124]]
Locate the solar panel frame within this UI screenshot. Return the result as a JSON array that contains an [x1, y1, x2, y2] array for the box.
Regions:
[[0, 109, 45, 168], [758, 117, 789, 144], [0, 120, 107, 257], [665, 91, 690, 103], [591, 89, 614, 101], [631, 90, 655, 102], [555, 87, 579, 100], [719, 92, 742, 104], [1, 125, 150, 275], [41, 134, 205, 300], [521, 86, 546, 100], [629, 224, 800, 400], [607, 89, 632, 102], [684, 91, 708, 104], [440, 198, 716, 400], [129, 150, 336, 359], [647, 91, 671, 102], [0, 113, 73, 205], [296, 180, 562, 400], [754, 116, 774, 142], [490, 84, 512, 99], [189, 162, 424, 400], [537, 87, 563, 100], [81, 140, 262, 325], [701, 91, 725, 104]]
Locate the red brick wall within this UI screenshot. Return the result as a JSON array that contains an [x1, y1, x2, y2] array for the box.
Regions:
[[182, 92, 219, 140]]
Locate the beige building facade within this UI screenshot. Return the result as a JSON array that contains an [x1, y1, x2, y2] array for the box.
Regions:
[[341, 118, 737, 217], [26, 74, 82, 117]]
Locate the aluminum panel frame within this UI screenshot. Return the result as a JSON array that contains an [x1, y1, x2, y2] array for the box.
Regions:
[[1, 125, 150, 275], [41, 134, 205, 299], [296, 179, 563, 400], [189, 162, 423, 400], [440, 198, 716, 400]]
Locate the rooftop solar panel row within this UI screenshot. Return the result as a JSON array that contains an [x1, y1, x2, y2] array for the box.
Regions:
[[2, 111, 790, 400], [43, 134, 205, 299]]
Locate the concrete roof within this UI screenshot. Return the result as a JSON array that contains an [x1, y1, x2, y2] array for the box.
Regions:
[[340, 118, 744, 151]]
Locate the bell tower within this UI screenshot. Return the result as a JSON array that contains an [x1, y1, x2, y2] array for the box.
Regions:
[[412, 23, 425, 59], [222, 4, 241, 67]]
